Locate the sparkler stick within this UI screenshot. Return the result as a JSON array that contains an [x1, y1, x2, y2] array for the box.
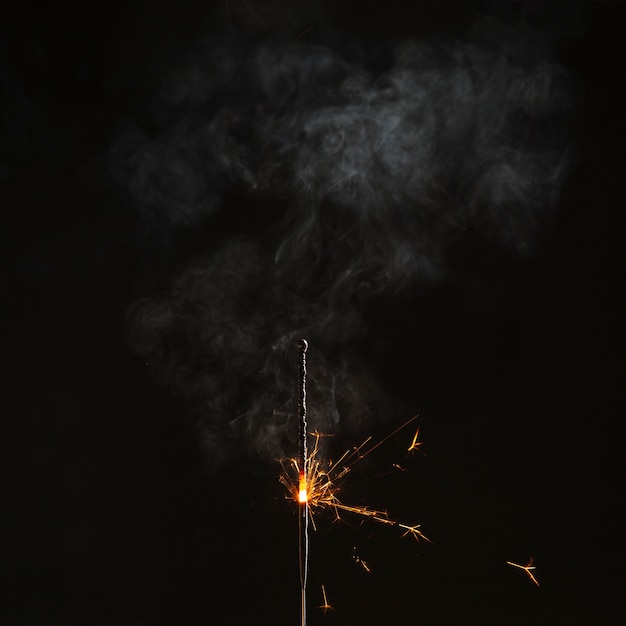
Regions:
[[297, 339, 309, 626], [282, 345, 427, 621]]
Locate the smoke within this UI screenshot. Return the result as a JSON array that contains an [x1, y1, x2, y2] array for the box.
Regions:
[[115, 17, 571, 466]]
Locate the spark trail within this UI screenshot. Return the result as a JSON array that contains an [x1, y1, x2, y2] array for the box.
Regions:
[[318, 584, 333, 614], [507, 558, 540, 587]]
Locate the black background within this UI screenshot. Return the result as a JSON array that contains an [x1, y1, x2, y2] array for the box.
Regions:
[[3, 2, 625, 624]]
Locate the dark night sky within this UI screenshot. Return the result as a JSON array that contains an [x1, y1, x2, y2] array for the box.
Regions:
[[2, 2, 625, 625]]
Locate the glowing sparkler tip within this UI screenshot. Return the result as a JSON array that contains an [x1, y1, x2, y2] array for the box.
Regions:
[[299, 473, 308, 504]]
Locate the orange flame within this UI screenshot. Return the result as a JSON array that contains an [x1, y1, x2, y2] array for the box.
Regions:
[[298, 472, 308, 504]]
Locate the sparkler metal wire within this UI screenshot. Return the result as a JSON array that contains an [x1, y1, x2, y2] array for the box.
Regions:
[[298, 339, 309, 626]]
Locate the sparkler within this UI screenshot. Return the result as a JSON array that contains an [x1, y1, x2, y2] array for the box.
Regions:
[[297, 339, 309, 626], [284, 339, 429, 624], [287, 340, 540, 625]]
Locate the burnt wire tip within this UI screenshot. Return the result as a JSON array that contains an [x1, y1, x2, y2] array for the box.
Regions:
[[298, 339, 308, 479]]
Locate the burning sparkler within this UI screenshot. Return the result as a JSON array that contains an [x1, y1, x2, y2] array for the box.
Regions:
[[285, 339, 429, 624], [282, 415, 429, 541], [297, 339, 309, 626]]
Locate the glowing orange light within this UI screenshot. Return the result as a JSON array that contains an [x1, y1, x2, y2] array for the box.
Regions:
[[298, 472, 308, 504]]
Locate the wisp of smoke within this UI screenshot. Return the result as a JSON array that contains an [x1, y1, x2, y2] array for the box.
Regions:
[[116, 18, 571, 466]]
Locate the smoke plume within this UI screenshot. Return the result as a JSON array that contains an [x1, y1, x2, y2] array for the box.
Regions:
[[116, 17, 571, 465]]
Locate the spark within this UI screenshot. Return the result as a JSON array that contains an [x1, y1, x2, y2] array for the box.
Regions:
[[353, 552, 371, 573], [407, 427, 423, 453], [280, 414, 429, 543], [295, 25, 314, 39], [506, 558, 540, 587], [286, 340, 427, 625], [318, 584, 334, 614]]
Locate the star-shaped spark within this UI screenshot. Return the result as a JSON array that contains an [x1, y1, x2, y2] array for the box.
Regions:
[[407, 427, 423, 453], [318, 584, 334, 614], [506, 557, 540, 587]]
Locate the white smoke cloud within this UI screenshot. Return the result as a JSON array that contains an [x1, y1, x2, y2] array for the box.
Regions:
[[115, 17, 572, 466]]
